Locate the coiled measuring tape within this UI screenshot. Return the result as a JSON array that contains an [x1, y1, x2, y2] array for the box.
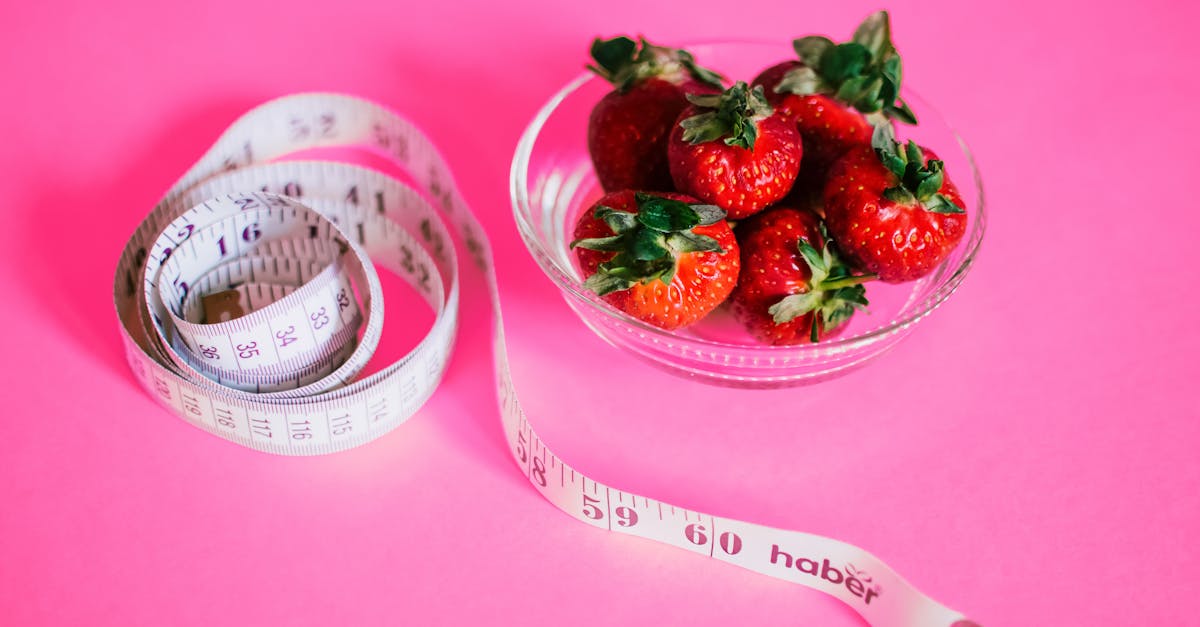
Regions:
[[113, 93, 977, 627]]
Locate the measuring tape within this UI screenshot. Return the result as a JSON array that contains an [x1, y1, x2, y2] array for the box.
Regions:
[[113, 93, 978, 627]]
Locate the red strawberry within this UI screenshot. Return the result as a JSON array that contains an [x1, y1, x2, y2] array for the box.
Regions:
[[751, 11, 916, 187], [731, 207, 873, 345], [823, 125, 968, 283], [587, 36, 724, 193], [667, 82, 802, 220], [571, 190, 739, 330]]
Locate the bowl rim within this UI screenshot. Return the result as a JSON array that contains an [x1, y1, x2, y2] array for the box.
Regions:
[[509, 40, 986, 353]]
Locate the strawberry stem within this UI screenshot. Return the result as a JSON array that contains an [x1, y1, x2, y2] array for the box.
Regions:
[[819, 273, 877, 291]]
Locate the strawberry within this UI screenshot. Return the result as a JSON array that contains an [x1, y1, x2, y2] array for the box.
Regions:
[[667, 82, 802, 220], [571, 190, 739, 330], [587, 36, 724, 193], [823, 125, 967, 283], [731, 207, 873, 345], [751, 11, 916, 187]]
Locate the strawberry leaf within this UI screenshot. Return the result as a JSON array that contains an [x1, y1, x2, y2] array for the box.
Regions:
[[842, 76, 885, 113], [691, 204, 726, 225], [815, 283, 868, 341], [599, 257, 641, 280], [679, 112, 725, 144], [684, 92, 722, 108], [631, 229, 669, 260], [835, 75, 871, 107], [880, 56, 902, 102], [775, 65, 827, 96], [851, 10, 895, 61], [769, 292, 822, 323], [796, 237, 829, 285], [730, 123, 758, 150], [793, 36, 834, 67], [872, 123, 899, 154], [882, 186, 916, 204], [656, 261, 678, 286], [888, 100, 918, 125], [635, 193, 702, 231], [593, 206, 638, 233], [881, 155, 908, 181], [584, 271, 634, 296], [924, 194, 966, 214], [831, 285, 870, 307], [666, 231, 723, 253], [677, 49, 726, 90], [915, 161, 945, 199], [569, 234, 626, 251], [878, 134, 902, 178], [820, 43, 872, 83], [819, 284, 870, 338], [589, 37, 637, 77], [904, 141, 924, 167]]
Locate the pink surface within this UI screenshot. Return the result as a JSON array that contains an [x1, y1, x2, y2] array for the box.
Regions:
[[2, 1, 1198, 625]]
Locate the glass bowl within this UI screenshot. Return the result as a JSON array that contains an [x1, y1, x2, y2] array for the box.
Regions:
[[510, 40, 985, 388]]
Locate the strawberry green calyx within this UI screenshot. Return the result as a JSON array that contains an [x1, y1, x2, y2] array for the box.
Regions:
[[679, 82, 773, 150], [768, 232, 875, 342], [775, 10, 917, 124], [571, 193, 726, 296], [588, 36, 725, 93], [872, 125, 965, 214]]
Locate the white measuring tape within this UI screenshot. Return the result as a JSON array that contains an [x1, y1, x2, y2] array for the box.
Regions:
[[113, 93, 977, 627]]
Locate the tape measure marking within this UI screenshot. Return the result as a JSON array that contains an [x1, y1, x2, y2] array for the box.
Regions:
[[113, 93, 976, 627]]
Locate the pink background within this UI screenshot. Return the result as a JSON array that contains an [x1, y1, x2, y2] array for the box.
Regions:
[[2, 0, 1198, 625]]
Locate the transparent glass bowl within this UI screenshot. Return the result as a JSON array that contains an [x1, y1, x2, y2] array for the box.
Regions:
[[510, 40, 985, 388]]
